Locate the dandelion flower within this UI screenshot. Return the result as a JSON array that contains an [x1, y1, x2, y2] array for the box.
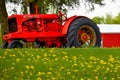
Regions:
[[67, 71, 71, 75], [25, 65, 30, 69], [47, 72, 52, 75], [108, 55, 115, 62], [30, 65, 34, 69]]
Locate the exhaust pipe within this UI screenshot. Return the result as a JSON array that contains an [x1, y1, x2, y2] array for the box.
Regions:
[[27, 6, 30, 14], [26, 0, 30, 14]]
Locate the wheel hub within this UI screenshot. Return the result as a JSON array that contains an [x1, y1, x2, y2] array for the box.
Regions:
[[77, 25, 96, 46], [81, 33, 90, 42]]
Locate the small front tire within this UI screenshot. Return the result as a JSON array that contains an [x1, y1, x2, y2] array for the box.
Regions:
[[7, 40, 24, 48], [1, 41, 8, 49]]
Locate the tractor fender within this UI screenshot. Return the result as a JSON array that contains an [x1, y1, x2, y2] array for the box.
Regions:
[[62, 16, 88, 35]]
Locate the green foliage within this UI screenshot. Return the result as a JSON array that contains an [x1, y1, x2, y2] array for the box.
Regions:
[[105, 14, 113, 24], [92, 12, 120, 24], [92, 16, 104, 24], [112, 13, 120, 24], [7, 0, 104, 14], [0, 48, 120, 80]]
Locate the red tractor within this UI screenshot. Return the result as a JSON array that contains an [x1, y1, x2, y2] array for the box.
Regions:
[[1, 8, 101, 48]]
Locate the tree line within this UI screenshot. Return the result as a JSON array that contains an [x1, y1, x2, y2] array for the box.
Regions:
[[92, 13, 120, 24]]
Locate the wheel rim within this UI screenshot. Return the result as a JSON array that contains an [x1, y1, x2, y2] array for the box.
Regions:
[[77, 25, 96, 47]]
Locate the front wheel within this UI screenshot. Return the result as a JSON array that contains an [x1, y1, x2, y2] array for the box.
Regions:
[[7, 40, 24, 48], [67, 17, 101, 47], [1, 41, 8, 49]]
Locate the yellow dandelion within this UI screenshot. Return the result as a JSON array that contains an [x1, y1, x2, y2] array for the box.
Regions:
[[112, 78, 115, 80], [16, 58, 20, 62], [31, 54, 34, 57], [73, 56, 77, 61], [72, 63, 78, 67], [21, 71, 24, 74], [80, 63, 84, 67], [52, 77, 56, 80], [36, 77, 42, 80], [37, 72, 45, 76], [88, 65, 92, 68], [44, 53, 47, 57], [36, 55, 41, 59], [73, 69, 79, 72], [72, 76, 75, 79], [28, 58, 31, 61], [25, 70, 28, 73], [95, 76, 98, 80], [3, 56, 5, 59], [55, 58, 58, 61], [114, 67, 118, 72], [29, 72, 33, 76], [67, 71, 71, 75], [117, 77, 120, 79], [63, 51, 67, 55], [94, 69, 97, 72], [49, 68, 52, 71], [66, 59, 68, 61], [60, 67, 64, 71], [108, 55, 115, 62], [30, 65, 34, 69], [12, 63, 15, 65], [106, 67, 110, 71], [11, 67, 15, 70], [64, 55, 68, 58], [99, 60, 104, 64], [47, 72, 52, 75], [25, 65, 30, 69], [12, 54, 16, 57], [37, 72, 42, 76], [89, 56, 95, 60], [80, 78, 84, 80]]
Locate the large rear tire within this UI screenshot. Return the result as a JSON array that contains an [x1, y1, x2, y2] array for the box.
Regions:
[[67, 17, 101, 47], [7, 40, 24, 48]]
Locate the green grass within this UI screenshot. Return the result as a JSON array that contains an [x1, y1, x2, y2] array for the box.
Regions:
[[0, 48, 120, 80]]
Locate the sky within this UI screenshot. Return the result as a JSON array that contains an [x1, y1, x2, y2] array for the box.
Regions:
[[67, 0, 120, 18]]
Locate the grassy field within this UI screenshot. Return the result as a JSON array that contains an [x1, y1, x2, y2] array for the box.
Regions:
[[0, 48, 120, 80]]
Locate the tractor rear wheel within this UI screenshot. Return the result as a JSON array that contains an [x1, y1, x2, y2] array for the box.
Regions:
[[7, 40, 24, 48], [67, 17, 101, 47]]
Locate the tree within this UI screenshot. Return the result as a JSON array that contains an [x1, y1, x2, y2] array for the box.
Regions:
[[105, 14, 113, 24], [92, 13, 120, 24], [92, 16, 104, 24], [23, 0, 104, 14], [112, 13, 120, 24], [0, 0, 104, 37], [0, 0, 8, 35]]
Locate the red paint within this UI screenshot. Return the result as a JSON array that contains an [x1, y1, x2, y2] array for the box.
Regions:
[[3, 11, 90, 47], [102, 33, 120, 47]]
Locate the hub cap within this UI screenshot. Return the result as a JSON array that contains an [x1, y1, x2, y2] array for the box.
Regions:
[[77, 25, 96, 47]]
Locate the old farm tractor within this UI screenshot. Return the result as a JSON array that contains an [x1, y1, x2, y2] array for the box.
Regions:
[[1, 7, 101, 48]]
